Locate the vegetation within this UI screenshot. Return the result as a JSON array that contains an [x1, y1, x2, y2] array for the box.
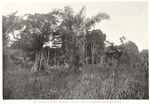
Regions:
[[3, 5, 149, 99]]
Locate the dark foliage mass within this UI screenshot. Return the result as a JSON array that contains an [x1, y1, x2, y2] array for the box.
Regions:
[[3, 6, 149, 99]]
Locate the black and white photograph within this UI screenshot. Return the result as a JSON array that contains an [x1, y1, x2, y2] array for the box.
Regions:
[[1, 0, 149, 102]]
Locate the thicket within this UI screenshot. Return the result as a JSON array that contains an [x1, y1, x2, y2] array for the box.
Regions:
[[3, 6, 149, 99]]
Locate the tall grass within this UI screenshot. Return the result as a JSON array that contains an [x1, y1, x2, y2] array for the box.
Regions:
[[3, 64, 149, 99]]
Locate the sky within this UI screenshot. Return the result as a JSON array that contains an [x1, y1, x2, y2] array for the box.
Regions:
[[2, 1, 148, 51]]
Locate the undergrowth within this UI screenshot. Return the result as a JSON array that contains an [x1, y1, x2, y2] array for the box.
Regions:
[[3, 64, 149, 99]]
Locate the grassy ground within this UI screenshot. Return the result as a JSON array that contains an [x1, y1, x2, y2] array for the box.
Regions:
[[3, 64, 149, 99]]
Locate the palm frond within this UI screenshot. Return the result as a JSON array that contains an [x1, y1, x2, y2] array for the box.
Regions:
[[85, 12, 110, 28], [77, 6, 87, 19]]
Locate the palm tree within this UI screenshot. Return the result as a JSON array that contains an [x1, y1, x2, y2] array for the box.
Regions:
[[59, 5, 110, 71]]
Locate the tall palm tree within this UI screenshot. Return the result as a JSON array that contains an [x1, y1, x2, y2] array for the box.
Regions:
[[60, 5, 110, 70]]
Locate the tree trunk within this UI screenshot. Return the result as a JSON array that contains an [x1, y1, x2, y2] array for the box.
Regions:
[[100, 56, 103, 66], [91, 43, 95, 64], [91, 54, 94, 64], [78, 44, 85, 65]]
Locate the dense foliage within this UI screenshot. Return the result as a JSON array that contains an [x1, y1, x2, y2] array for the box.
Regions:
[[3, 6, 149, 99]]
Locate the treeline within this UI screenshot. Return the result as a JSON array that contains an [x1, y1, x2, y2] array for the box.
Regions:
[[3, 6, 148, 72]]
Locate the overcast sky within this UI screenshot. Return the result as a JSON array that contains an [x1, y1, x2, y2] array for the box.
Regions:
[[2, 1, 148, 51]]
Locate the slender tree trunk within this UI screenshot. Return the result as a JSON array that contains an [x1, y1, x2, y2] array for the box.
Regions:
[[47, 48, 50, 64], [78, 44, 85, 65], [91, 44, 93, 64], [100, 56, 104, 66], [91, 43, 95, 64], [91, 50, 94, 64]]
